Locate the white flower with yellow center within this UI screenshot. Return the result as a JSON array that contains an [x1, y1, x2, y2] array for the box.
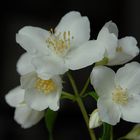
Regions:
[[21, 72, 62, 111], [90, 62, 140, 125], [5, 86, 44, 128], [16, 11, 105, 79], [5, 54, 45, 128], [96, 21, 139, 65], [16, 52, 62, 111]]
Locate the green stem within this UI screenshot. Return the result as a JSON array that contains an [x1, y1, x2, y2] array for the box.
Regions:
[[76, 97, 96, 140], [49, 133, 53, 140], [67, 72, 96, 140], [80, 78, 90, 96], [101, 123, 112, 140], [67, 72, 79, 94], [110, 127, 113, 140], [61, 91, 76, 101]]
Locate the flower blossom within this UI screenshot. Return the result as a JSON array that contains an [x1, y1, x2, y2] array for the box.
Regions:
[[17, 53, 62, 111], [16, 11, 105, 80], [5, 86, 44, 128], [96, 21, 139, 65], [90, 62, 140, 125], [21, 72, 62, 111]]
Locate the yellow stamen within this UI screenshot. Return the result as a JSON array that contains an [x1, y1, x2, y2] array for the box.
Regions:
[[35, 78, 57, 95], [63, 31, 66, 41], [50, 28, 54, 34], [47, 29, 72, 56], [112, 86, 128, 105]]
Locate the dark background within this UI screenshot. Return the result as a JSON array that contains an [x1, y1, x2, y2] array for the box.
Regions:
[[1, 0, 140, 140]]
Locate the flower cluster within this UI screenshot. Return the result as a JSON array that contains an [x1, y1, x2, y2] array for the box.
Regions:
[[5, 11, 140, 138]]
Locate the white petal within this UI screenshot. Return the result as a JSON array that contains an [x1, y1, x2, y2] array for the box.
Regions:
[[5, 86, 25, 107], [55, 11, 82, 32], [90, 66, 115, 96], [67, 16, 90, 47], [97, 23, 118, 59], [25, 76, 62, 111], [115, 62, 140, 95], [55, 11, 90, 47], [48, 76, 62, 111], [98, 96, 121, 125], [16, 53, 34, 75], [52, 75, 63, 90], [20, 72, 37, 89], [16, 26, 50, 55], [47, 89, 61, 111], [25, 89, 61, 111], [108, 37, 139, 65], [14, 105, 44, 128], [104, 21, 118, 37], [32, 55, 68, 80], [119, 37, 139, 57], [121, 94, 140, 123], [65, 41, 105, 70]]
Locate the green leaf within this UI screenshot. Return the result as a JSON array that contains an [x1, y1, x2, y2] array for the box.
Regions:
[[45, 109, 58, 140]]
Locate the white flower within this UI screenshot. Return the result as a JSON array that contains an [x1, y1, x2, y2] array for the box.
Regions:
[[16, 11, 105, 79], [16, 52, 62, 111], [21, 72, 62, 111], [90, 62, 140, 125], [89, 109, 102, 129], [96, 21, 139, 65], [5, 86, 44, 128]]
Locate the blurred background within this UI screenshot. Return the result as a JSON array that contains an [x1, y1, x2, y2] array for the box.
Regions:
[[1, 0, 140, 139]]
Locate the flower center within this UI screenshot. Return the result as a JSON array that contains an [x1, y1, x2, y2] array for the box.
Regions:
[[47, 29, 72, 57], [112, 86, 128, 105], [116, 46, 123, 52], [35, 77, 57, 95]]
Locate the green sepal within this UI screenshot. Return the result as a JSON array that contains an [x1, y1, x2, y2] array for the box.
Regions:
[[88, 91, 99, 101], [95, 57, 109, 66]]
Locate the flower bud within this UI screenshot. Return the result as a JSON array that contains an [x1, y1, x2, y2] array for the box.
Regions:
[[89, 109, 102, 129]]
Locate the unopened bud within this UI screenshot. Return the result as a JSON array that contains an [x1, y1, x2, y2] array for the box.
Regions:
[[89, 109, 102, 129]]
